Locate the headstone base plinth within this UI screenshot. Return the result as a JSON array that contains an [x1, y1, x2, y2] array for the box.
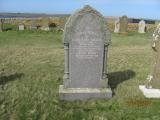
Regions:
[[40, 27, 50, 31], [59, 85, 112, 101], [139, 85, 160, 98]]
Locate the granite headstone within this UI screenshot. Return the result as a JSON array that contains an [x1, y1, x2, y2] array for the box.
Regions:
[[119, 16, 128, 35], [40, 17, 50, 31], [59, 5, 112, 101]]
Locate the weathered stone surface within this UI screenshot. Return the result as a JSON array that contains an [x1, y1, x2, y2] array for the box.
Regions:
[[139, 85, 160, 98], [138, 20, 146, 33], [114, 18, 120, 33], [59, 5, 112, 101], [59, 85, 112, 101], [147, 24, 160, 89], [119, 16, 128, 34], [139, 24, 160, 98]]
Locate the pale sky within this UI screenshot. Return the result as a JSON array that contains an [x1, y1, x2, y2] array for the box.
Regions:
[[0, 0, 160, 19]]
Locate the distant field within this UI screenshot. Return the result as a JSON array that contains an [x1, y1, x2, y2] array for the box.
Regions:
[[0, 30, 160, 120]]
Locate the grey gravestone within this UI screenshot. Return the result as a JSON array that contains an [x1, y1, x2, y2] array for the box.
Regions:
[[138, 20, 146, 33], [59, 5, 112, 101], [119, 16, 128, 34], [139, 24, 160, 98], [30, 19, 37, 30], [114, 18, 120, 33], [19, 23, 25, 30], [40, 17, 50, 31], [0, 19, 4, 32]]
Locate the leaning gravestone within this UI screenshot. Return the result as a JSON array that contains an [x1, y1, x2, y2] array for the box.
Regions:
[[59, 5, 112, 101], [114, 18, 120, 33], [139, 23, 160, 98], [119, 16, 128, 35], [138, 20, 146, 33]]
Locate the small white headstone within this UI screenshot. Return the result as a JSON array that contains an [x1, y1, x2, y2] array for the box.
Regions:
[[114, 18, 120, 33], [138, 20, 146, 33], [19, 24, 24, 30], [40, 26, 50, 31]]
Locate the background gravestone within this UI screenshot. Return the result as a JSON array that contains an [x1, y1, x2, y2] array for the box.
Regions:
[[40, 17, 50, 31], [114, 18, 120, 33], [139, 24, 160, 98], [0, 19, 4, 32], [30, 19, 37, 30], [19, 23, 25, 30], [59, 5, 112, 101], [119, 16, 128, 35], [138, 20, 146, 33]]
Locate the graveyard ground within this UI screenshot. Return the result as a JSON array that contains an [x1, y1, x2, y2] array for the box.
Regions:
[[0, 30, 160, 120]]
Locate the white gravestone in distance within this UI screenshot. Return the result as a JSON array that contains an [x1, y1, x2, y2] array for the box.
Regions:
[[139, 24, 160, 98], [19, 24, 25, 30], [138, 20, 146, 33], [114, 18, 120, 33], [59, 5, 112, 101]]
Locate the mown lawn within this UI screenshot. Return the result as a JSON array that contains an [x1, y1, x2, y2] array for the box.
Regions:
[[0, 30, 160, 120]]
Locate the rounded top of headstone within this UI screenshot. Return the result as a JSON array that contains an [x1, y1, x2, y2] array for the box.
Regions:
[[83, 5, 92, 9], [120, 15, 128, 23], [63, 5, 111, 44], [121, 15, 128, 19], [139, 20, 145, 24], [153, 23, 160, 41]]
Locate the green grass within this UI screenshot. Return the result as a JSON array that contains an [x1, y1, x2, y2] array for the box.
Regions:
[[0, 30, 63, 48], [0, 30, 160, 120]]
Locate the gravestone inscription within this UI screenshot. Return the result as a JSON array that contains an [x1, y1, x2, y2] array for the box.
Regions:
[[59, 5, 112, 101]]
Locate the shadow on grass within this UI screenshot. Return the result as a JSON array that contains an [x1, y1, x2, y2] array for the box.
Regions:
[[0, 73, 24, 85], [108, 69, 136, 93]]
